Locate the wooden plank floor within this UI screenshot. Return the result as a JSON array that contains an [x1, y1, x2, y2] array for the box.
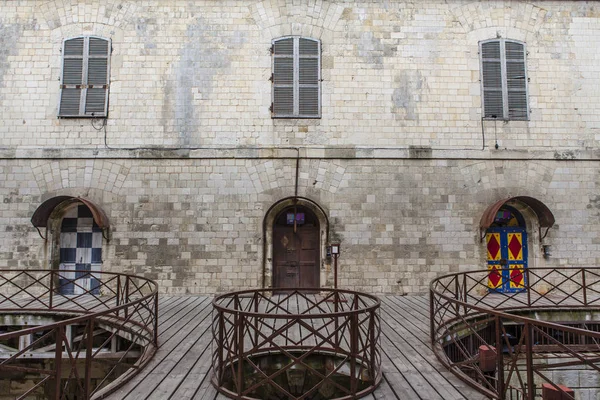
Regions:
[[107, 295, 486, 400]]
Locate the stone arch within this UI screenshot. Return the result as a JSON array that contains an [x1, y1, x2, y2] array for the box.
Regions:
[[32, 195, 109, 294], [480, 196, 555, 270], [262, 197, 329, 289]]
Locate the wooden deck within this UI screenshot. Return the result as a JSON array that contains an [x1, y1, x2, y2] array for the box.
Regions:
[[107, 295, 486, 400]]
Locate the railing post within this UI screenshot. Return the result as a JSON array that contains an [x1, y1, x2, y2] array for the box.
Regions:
[[525, 322, 535, 400], [116, 275, 121, 316], [236, 312, 244, 396], [369, 309, 376, 383], [454, 277, 460, 318], [462, 273, 468, 315], [350, 296, 359, 394], [124, 276, 130, 319], [582, 268, 588, 307], [495, 315, 505, 399], [218, 312, 225, 386], [54, 325, 63, 400], [153, 293, 159, 345], [526, 268, 531, 306], [430, 288, 435, 346], [85, 318, 94, 398], [49, 269, 54, 310]]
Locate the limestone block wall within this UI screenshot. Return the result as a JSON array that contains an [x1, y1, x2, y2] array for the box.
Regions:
[[1, 156, 598, 295], [0, 1, 598, 149], [0, 1, 599, 294]]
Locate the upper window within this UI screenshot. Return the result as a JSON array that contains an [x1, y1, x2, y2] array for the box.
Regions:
[[59, 36, 110, 118], [480, 39, 528, 121], [271, 37, 321, 118]]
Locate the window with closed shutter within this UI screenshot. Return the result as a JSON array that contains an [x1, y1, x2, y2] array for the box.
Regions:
[[59, 36, 110, 118], [272, 37, 320, 118], [480, 39, 528, 121]]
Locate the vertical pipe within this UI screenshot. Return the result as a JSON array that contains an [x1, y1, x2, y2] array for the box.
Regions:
[[495, 316, 505, 399], [84, 319, 94, 398], [54, 326, 63, 400]]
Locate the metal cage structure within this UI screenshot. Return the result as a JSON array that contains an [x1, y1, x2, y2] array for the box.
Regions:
[[211, 288, 382, 400], [0, 269, 158, 399], [430, 267, 600, 400]]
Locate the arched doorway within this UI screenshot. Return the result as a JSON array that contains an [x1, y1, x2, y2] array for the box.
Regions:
[[273, 205, 320, 291], [31, 196, 109, 295], [486, 205, 527, 293], [57, 203, 103, 295]]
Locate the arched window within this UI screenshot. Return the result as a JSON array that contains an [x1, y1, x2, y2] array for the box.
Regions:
[[271, 37, 321, 118], [59, 36, 111, 117], [480, 39, 528, 121]]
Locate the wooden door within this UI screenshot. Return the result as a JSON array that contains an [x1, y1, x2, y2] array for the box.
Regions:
[[486, 228, 527, 293], [273, 207, 320, 291]]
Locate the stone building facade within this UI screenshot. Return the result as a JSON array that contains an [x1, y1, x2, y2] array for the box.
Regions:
[[0, 0, 599, 295]]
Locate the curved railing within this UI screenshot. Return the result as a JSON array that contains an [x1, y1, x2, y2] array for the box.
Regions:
[[0, 269, 158, 399], [430, 267, 600, 400], [211, 288, 382, 400]]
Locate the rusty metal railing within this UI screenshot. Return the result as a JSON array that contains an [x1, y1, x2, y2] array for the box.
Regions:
[[211, 288, 382, 400], [430, 267, 600, 400], [0, 269, 159, 399]]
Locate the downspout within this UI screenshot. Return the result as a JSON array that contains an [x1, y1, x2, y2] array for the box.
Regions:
[[261, 148, 301, 289]]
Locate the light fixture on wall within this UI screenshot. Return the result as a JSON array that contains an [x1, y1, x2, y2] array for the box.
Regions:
[[542, 244, 552, 259]]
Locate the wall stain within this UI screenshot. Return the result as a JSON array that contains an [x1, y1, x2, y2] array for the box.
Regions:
[[0, 23, 23, 87], [163, 17, 246, 146], [392, 70, 424, 121]]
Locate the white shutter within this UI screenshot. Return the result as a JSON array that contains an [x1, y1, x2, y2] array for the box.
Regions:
[[481, 41, 503, 119], [505, 41, 528, 120], [272, 37, 320, 118], [59, 37, 110, 117]]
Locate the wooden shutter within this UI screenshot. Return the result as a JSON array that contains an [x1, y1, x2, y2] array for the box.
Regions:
[[481, 41, 503, 119], [59, 38, 84, 116], [480, 39, 528, 120], [59, 37, 110, 117], [298, 38, 320, 117], [505, 41, 528, 120], [85, 38, 109, 116], [272, 37, 320, 118], [273, 38, 294, 116]]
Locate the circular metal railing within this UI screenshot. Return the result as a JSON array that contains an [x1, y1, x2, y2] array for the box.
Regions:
[[211, 288, 382, 400], [0, 269, 158, 399], [430, 267, 600, 400]]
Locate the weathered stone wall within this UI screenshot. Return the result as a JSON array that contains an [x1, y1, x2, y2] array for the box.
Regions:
[[1, 156, 598, 294], [1, 1, 599, 294]]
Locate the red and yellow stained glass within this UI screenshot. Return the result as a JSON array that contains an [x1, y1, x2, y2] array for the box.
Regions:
[[488, 265, 502, 289], [507, 233, 523, 261], [486, 233, 501, 261], [510, 264, 525, 289]]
